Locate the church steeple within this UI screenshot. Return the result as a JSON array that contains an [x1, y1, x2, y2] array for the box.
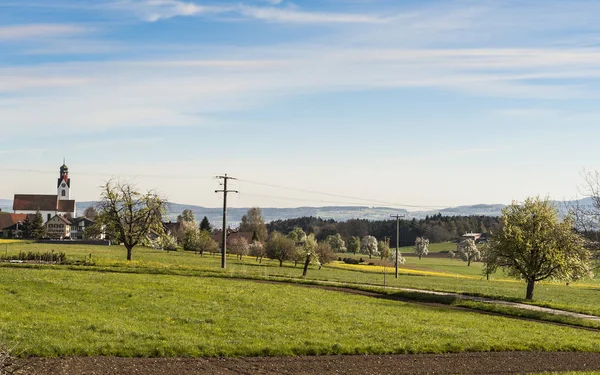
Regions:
[[57, 159, 71, 200]]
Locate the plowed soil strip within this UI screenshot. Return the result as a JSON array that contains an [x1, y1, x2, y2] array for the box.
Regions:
[[16, 352, 600, 375]]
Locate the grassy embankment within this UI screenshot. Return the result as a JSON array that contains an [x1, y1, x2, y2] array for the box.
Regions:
[[0, 267, 599, 358]]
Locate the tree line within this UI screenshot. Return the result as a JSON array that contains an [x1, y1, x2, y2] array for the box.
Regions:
[[267, 214, 502, 246]]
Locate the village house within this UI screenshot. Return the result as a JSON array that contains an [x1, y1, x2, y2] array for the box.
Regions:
[[0, 212, 29, 239], [461, 232, 489, 244], [70, 217, 96, 240], [45, 215, 72, 239]]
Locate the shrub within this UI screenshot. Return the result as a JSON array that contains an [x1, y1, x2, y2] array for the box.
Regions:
[[343, 258, 360, 265], [0, 251, 66, 264]]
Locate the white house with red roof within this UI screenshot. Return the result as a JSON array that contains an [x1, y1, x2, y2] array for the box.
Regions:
[[12, 162, 76, 223]]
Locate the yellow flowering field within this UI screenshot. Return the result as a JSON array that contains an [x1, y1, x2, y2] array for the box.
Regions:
[[329, 262, 476, 279]]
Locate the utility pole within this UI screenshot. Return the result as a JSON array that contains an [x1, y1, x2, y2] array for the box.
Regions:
[[390, 214, 406, 279], [215, 174, 238, 269]]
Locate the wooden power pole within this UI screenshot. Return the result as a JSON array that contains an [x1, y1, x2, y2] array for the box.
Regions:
[[215, 174, 238, 269], [390, 214, 406, 279]]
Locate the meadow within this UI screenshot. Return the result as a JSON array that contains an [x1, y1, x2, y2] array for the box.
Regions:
[[2, 241, 597, 317], [0, 267, 599, 357]]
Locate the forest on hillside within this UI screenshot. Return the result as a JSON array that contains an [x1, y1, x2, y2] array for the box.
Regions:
[[266, 214, 501, 246]]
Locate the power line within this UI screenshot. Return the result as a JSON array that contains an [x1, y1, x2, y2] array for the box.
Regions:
[[1, 166, 454, 210], [237, 178, 449, 209], [237, 192, 404, 207]]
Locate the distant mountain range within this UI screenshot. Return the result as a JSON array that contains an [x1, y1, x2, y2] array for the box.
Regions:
[[1, 198, 593, 227]]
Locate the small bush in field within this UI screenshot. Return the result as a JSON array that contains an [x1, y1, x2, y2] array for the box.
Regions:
[[0, 251, 66, 264]]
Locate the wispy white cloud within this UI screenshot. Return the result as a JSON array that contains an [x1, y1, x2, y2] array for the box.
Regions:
[[109, 0, 386, 23], [20, 39, 124, 55], [237, 5, 387, 24], [0, 24, 88, 41], [120, 0, 231, 22], [3, 45, 600, 135], [0, 76, 92, 91]]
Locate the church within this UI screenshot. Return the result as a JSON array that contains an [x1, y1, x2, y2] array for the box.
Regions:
[[13, 162, 77, 223]]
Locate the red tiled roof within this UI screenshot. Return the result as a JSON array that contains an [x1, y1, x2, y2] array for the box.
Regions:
[[13, 195, 58, 211], [49, 215, 72, 225], [57, 200, 75, 213], [13, 194, 75, 213], [0, 213, 29, 230]]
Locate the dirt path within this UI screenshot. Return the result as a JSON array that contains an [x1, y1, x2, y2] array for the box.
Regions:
[[252, 276, 600, 323], [14, 352, 600, 375], [389, 285, 600, 322]]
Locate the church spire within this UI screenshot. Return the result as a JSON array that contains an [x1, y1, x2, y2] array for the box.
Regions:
[[58, 160, 71, 200]]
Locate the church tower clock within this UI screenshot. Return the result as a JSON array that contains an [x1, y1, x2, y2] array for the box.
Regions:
[[57, 160, 71, 201]]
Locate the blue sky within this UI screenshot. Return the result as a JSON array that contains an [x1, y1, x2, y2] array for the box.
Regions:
[[1, 0, 600, 209]]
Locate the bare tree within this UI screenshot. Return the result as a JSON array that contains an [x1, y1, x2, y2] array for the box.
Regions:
[[83, 206, 98, 220], [566, 170, 600, 271], [249, 241, 266, 263], [315, 242, 335, 269], [96, 180, 167, 261], [229, 236, 249, 260]]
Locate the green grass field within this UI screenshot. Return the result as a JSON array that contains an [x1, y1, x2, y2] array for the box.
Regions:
[[1, 242, 599, 317], [1, 267, 599, 357]]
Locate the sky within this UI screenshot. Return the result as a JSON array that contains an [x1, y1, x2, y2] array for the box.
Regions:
[[1, 0, 600, 209]]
